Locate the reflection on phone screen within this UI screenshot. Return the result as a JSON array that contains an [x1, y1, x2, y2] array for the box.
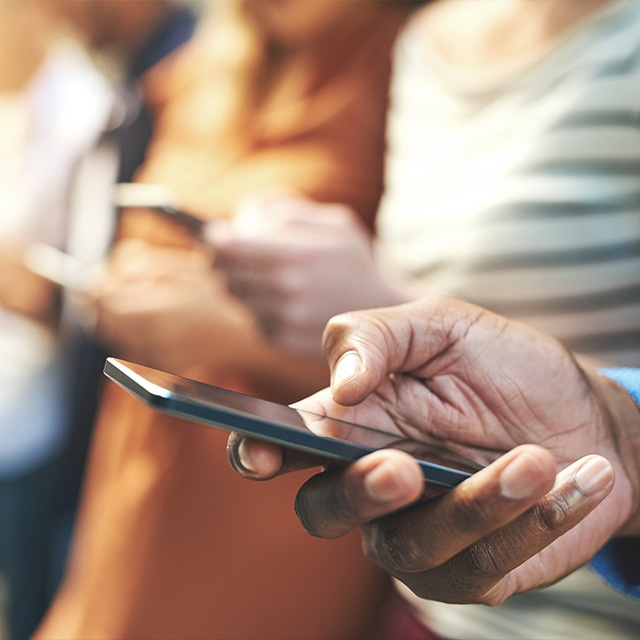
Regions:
[[297, 408, 484, 476]]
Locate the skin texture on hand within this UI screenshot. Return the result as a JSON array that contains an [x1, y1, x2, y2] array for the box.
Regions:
[[228, 297, 640, 605], [209, 196, 407, 357]]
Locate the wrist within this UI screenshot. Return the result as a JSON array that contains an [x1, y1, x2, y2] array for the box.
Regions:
[[590, 369, 640, 536]]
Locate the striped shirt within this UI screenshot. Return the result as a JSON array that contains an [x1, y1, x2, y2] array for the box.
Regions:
[[378, 1, 640, 638], [376, 0, 640, 367]]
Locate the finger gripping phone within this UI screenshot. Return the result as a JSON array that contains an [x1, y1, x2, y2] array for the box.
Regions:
[[103, 358, 483, 488]]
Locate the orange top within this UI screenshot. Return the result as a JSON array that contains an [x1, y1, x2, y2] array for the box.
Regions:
[[35, 3, 411, 639]]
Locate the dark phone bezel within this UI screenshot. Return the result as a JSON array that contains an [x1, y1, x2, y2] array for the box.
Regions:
[[117, 203, 206, 238], [114, 183, 208, 238], [103, 357, 476, 488], [150, 205, 207, 237]]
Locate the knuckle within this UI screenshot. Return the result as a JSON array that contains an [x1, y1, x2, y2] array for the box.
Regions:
[[424, 544, 510, 605], [451, 487, 500, 534], [462, 539, 508, 582], [322, 312, 361, 350], [533, 490, 574, 533], [362, 518, 431, 573], [323, 309, 377, 345]]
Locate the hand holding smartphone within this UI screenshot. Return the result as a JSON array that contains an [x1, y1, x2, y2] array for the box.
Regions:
[[104, 358, 484, 489], [23, 183, 209, 290]]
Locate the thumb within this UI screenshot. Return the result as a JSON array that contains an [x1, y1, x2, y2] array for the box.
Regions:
[[322, 298, 489, 406], [321, 303, 424, 406]]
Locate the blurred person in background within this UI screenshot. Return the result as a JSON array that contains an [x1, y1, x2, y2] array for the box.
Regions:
[[0, 5, 67, 639], [43, 0, 197, 558], [35, 2, 415, 640], [210, 0, 640, 638], [0, 2, 196, 639]]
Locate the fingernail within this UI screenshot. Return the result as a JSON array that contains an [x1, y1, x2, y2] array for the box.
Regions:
[[233, 439, 258, 475], [574, 457, 613, 495], [332, 351, 363, 391], [500, 452, 548, 500], [364, 460, 408, 503]]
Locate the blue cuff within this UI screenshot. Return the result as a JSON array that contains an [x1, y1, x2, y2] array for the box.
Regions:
[[598, 368, 640, 408], [591, 540, 640, 599], [591, 368, 640, 598]]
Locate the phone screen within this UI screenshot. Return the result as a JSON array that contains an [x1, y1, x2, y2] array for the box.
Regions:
[[104, 358, 484, 488]]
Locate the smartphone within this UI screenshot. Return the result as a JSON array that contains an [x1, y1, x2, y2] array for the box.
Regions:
[[104, 358, 484, 489], [113, 183, 207, 238]]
